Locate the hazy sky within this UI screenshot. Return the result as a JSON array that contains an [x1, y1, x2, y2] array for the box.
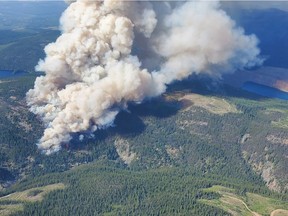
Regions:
[[222, 1, 288, 11]]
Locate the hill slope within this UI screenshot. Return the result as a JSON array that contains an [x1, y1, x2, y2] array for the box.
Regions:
[[0, 74, 287, 215]]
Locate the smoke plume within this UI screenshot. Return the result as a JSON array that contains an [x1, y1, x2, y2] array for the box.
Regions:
[[27, 0, 262, 154]]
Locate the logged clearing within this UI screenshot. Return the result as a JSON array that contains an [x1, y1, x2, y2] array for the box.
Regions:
[[0, 183, 65, 215], [199, 185, 288, 216], [181, 94, 239, 115], [166, 92, 239, 115]]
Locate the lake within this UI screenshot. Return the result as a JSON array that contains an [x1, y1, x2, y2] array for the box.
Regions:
[[242, 81, 288, 100], [0, 70, 27, 78]]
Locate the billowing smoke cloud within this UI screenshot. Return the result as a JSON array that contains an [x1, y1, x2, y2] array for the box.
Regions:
[[27, 0, 262, 154]]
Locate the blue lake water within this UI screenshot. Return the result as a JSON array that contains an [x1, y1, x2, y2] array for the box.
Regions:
[[242, 82, 288, 100], [0, 70, 27, 78]]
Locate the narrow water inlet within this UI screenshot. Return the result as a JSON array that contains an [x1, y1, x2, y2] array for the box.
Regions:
[[242, 81, 288, 100]]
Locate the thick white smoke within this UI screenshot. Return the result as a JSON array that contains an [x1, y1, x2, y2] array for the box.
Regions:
[[27, 0, 262, 154]]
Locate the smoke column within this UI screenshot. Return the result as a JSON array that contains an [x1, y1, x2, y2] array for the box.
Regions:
[[27, 0, 262, 154]]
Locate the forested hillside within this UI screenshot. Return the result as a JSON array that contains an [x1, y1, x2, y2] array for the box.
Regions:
[[1, 161, 288, 216], [0, 73, 287, 215]]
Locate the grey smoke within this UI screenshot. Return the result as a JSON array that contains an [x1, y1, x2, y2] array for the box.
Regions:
[[26, 0, 262, 154]]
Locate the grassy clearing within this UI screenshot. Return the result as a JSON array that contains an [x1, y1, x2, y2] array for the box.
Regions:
[[230, 97, 288, 129], [166, 92, 240, 115], [0, 204, 23, 216], [272, 119, 288, 129], [247, 193, 288, 215], [263, 108, 288, 129], [183, 94, 239, 115], [0, 183, 65, 215], [0, 183, 65, 202], [199, 185, 288, 216], [269, 109, 288, 129]]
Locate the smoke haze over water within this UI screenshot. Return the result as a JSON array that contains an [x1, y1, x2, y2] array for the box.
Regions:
[[26, 0, 262, 154]]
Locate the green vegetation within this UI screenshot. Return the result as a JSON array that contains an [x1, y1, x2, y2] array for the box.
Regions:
[[0, 161, 286, 216], [27, 189, 43, 197], [0, 73, 287, 215], [0, 183, 65, 216], [268, 109, 288, 129], [0, 204, 22, 216], [200, 185, 288, 216], [171, 92, 240, 115], [0, 28, 287, 216]]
